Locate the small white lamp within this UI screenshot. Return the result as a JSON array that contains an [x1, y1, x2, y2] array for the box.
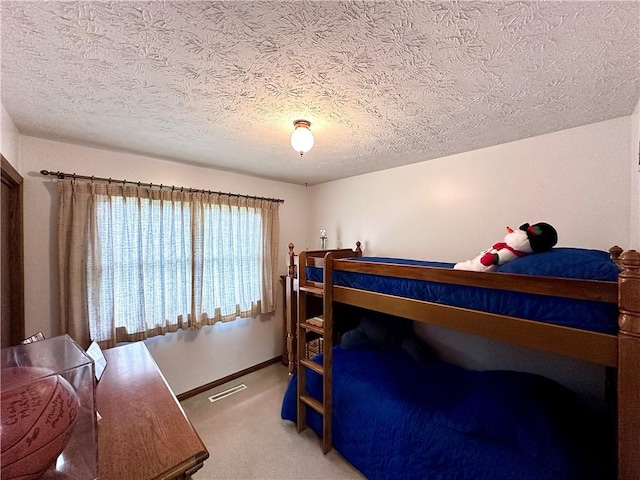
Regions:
[[291, 119, 314, 156]]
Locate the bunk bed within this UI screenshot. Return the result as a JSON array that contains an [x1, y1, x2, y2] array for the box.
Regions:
[[281, 242, 640, 479]]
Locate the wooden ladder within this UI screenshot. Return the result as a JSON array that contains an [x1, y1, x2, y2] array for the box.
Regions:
[[296, 249, 335, 453]]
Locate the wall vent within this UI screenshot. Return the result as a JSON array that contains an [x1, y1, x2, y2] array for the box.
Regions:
[[208, 384, 247, 403]]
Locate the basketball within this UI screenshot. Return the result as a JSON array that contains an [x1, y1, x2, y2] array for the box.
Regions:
[[1, 366, 79, 480]]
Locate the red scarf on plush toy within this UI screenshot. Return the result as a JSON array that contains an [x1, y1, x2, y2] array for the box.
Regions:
[[480, 242, 528, 267]]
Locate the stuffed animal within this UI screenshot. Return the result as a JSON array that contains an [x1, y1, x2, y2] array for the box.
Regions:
[[453, 222, 558, 272]]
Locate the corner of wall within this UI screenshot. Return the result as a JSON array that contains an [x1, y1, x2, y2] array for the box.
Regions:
[[1, 103, 21, 172]]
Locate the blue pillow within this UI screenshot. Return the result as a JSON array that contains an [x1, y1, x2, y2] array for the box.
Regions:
[[340, 312, 434, 363], [340, 328, 373, 349], [496, 248, 619, 281], [339, 311, 411, 348]]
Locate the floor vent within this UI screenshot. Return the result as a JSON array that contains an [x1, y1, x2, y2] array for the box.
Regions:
[[208, 384, 247, 403]]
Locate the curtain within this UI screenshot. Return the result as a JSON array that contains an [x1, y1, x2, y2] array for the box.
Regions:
[[57, 179, 280, 349]]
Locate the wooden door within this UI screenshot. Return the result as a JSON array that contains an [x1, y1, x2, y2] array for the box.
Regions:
[[1, 154, 24, 347]]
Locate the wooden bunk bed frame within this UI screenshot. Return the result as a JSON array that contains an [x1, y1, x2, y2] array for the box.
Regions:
[[285, 242, 640, 479]]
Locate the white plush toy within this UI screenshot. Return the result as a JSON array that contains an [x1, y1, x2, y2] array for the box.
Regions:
[[454, 222, 558, 272]]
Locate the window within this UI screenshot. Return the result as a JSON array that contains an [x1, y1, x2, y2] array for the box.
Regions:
[[58, 181, 279, 348]]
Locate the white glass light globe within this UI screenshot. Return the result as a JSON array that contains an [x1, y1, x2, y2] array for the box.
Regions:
[[291, 121, 314, 154]]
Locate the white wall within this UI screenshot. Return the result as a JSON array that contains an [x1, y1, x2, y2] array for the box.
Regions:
[[1, 103, 20, 171], [630, 98, 640, 249], [19, 136, 309, 394], [311, 117, 632, 258], [310, 116, 635, 408]]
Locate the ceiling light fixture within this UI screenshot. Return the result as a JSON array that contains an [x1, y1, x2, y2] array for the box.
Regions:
[[291, 119, 314, 156]]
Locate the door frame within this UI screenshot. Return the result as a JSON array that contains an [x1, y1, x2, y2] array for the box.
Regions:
[[2, 154, 25, 346]]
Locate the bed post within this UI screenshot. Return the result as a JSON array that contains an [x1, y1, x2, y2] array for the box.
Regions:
[[609, 245, 623, 268], [286, 243, 297, 375], [617, 249, 640, 480]]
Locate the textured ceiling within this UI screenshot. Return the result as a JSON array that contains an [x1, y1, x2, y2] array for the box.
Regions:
[[1, 1, 639, 185]]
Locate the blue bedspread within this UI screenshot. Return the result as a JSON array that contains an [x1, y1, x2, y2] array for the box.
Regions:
[[281, 346, 612, 480], [307, 248, 619, 334]]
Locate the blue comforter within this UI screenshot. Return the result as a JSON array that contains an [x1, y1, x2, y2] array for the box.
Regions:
[[281, 346, 612, 480]]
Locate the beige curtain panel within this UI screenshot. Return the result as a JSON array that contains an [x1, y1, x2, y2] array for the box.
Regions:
[[57, 180, 280, 349]]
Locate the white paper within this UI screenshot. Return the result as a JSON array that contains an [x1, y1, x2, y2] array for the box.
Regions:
[[86, 341, 107, 382]]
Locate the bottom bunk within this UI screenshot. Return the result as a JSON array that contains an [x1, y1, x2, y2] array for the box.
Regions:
[[281, 344, 613, 480]]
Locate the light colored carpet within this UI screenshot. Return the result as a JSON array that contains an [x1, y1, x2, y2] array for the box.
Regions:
[[180, 363, 365, 480]]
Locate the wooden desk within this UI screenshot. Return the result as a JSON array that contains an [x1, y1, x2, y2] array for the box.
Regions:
[[97, 342, 209, 479]]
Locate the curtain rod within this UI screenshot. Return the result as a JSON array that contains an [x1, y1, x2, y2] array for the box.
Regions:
[[40, 170, 284, 204]]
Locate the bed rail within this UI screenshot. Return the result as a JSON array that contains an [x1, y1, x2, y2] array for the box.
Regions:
[[329, 255, 621, 365], [333, 258, 618, 303]]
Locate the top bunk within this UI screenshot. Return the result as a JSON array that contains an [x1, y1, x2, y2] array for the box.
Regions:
[[291, 243, 640, 368]]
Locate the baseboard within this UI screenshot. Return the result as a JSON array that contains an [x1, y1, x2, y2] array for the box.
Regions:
[[176, 356, 282, 402]]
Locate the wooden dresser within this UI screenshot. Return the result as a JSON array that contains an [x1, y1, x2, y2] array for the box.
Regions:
[[97, 342, 209, 479]]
